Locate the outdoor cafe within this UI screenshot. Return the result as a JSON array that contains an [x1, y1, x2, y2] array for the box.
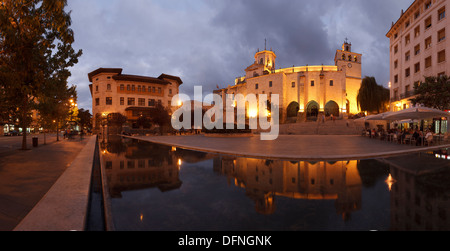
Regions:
[[357, 106, 450, 146]]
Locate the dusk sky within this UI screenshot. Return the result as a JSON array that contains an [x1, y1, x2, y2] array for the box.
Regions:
[[66, 0, 414, 112]]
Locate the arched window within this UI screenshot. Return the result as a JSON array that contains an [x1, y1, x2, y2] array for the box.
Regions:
[[354, 56, 358, 62]]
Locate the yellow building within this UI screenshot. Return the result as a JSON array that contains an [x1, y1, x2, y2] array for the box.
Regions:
[[88, 68, 183, 130], [387, 0, 448, 111], [215, 41, 362, 123]]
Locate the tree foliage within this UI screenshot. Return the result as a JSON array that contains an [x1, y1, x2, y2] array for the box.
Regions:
[[77, 108, 92, 130], [410, 75, 450, 110], [0, 0, 82, 149], [357, 76, 390, 114]]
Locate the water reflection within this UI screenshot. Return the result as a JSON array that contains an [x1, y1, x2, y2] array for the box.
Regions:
[[99, 136, 449, 231], [384, 151, 450, 231], [213, 157, 367, 220]]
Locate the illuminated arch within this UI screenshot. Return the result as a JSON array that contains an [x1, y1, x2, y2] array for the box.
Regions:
[[325, 101, 340, 117], [306, 100, 319, 119], [286, 101, 299, 118]]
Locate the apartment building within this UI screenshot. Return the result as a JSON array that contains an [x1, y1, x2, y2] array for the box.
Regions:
[[387, 0, 448, 111]]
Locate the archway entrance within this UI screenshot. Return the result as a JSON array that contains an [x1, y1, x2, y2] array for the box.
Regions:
[[306, 101, 319, 120], [325, 101, 340, 117], [286, 101, 300, 118]]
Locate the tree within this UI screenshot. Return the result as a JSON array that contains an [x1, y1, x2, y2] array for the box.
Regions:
[[77, 108, 92, 130], [150, 103, 171, 132], [410, 75, 450, 110], [0, 0, 82, 149], [357, 76, 390, 114]]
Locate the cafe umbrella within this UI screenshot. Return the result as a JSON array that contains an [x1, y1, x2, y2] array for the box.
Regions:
[[384, 106, 450, 145]]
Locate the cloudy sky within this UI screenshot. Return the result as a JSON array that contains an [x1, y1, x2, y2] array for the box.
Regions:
[[66, 0, 413, 112]]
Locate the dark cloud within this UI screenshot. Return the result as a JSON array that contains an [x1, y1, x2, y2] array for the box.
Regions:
[[67, 0, 413, 111]]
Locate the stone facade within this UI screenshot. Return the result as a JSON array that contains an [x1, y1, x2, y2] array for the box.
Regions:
[[387, 0, 448, 111], [215, 42, 362, 123], [88, 68, 182, 130]]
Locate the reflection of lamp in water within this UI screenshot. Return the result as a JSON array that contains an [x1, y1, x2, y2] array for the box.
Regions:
[[385, 174, 396, 191], [178, 159, 183, 170]]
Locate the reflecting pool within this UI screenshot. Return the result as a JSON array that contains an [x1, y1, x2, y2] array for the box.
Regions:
[[99, 136, 450, 231]]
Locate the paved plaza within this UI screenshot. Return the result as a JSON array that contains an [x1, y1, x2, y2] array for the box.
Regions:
[[126, 134, 450, 161], [0, 135, 91, 231]]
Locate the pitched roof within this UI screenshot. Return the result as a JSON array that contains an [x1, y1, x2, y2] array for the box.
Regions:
[[88, 68, 123, 82], [88, 68, 183, 85]]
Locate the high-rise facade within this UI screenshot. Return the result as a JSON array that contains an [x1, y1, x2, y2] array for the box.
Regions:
[[387, 0, 448, 111]]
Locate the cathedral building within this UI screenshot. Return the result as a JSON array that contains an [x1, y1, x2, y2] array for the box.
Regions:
[[214, 41, 362, 123]]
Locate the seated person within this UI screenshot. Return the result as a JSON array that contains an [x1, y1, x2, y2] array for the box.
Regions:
[[412, 130, 423, 146], [425, 131, 433, 144]]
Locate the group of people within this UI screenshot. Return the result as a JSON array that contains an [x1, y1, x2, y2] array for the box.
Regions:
[[364, 127, 435, 146]]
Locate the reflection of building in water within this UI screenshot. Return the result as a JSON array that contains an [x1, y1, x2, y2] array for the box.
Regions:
[[385, 153, 450, 231], [213, 157, 362, 218], [101, 137, 182, 197]]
